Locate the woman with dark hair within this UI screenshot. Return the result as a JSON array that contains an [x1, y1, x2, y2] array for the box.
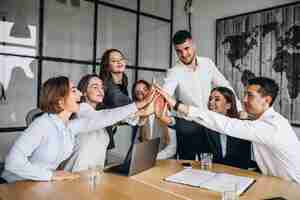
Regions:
[[208, 87, 252, 169], [132, 80, 151, 102], [99, 49, 132, 149], [99, 48, 131, 108], [209, 87, 239, 118], [1, 76, 154, 183]]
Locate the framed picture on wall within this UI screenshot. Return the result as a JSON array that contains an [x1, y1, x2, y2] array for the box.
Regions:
[[216, 2, 300, 124]]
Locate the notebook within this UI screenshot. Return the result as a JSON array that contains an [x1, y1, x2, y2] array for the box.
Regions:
[[164, 168, 255, 195]]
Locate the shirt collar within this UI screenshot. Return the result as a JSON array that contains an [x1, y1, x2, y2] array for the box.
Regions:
[[48, 113, 67, 132], [258, 107, 275, 120], [177, 56, 199, 69]]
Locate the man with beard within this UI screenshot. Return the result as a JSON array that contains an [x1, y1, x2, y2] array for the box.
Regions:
[[163, 30, 240, 160]]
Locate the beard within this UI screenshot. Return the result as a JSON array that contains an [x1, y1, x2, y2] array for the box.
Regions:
[[180, 52, 196, 65]]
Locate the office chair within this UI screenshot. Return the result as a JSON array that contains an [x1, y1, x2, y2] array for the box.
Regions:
[[25, 108, 44, 127], [0, 162, 6, 184], [222, 136, 252, 169]]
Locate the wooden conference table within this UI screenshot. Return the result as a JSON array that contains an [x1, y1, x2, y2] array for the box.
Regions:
[[0, 160, 299, 200]]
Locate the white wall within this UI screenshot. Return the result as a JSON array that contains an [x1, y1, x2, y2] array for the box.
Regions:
[[173, 0, 300, 137], [173, 0, 296, 59]]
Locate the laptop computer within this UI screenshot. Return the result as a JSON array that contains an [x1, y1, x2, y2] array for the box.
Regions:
[[105, 137, 160, 176]]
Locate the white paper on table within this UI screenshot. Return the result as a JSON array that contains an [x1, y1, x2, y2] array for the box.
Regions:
[[164, 168, 255, 195]]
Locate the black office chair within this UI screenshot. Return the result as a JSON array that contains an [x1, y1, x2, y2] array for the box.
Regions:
[[0, 161, 7, 184], [221, 136, 252, 169], [0, 177, 7, 184], [25, 108, 44, 126]]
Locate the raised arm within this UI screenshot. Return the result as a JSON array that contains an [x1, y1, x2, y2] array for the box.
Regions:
[[70, 90, 157, 134], [156, 84, 273, 144], [69, 103, 138, 134], [187, 106, 275, 144]]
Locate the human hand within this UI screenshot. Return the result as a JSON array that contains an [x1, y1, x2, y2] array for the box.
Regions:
[[154, 95, 166, 117], [140, 99, 155, 116], [156, 103, 173, 125], [153, 84, 176, 108]]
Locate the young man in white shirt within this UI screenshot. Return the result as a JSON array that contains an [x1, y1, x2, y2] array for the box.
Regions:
[[159, 77, 300, 183], [163, 30, 240, 160]]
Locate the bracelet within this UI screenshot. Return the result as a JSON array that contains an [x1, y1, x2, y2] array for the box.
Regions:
[[174, 100, 182, 111]]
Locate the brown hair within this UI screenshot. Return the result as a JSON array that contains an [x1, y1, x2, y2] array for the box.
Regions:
[[211, 87, 239, 118], [39, 76, 70, 114], [132, 80, 151, 101], [77, 74, 101, 102], [99, 48, 128, 87]]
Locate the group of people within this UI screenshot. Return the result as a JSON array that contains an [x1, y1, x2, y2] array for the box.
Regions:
[[1, 30, 300, 184]]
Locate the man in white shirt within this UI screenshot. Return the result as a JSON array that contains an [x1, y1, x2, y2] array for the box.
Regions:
[[164, 30, 240, 160], [160, 77, 300, 183]]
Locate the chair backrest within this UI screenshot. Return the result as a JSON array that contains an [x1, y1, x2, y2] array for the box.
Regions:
[[225, 136, 252, 169], [25, 108, 44, 127]]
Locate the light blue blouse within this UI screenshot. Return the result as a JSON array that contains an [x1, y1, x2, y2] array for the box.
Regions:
[[2, 103, 137, 182]]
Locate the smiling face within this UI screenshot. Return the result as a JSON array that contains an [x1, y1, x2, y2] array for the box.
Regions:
[[61, 81, 82, 114], [134, 82, 150, 102], [243, 84, 270, 118], [108, 51, 127, 74], [208, 90, 231, 115], [174, 39, 196, 65], [84, 77, 105, 105]]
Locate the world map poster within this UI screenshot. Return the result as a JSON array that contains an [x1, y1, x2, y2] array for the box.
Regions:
[[216, 2, 300, 124]]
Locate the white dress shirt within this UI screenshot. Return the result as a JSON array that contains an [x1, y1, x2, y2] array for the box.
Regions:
[[64, 103, 110, 172], [164, 56, 241, 111], [2, 103, 137, 182], [188, 106, 300, 183]]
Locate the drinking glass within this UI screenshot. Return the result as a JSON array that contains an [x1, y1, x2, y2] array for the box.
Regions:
[[200, 153, 213, 170]]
